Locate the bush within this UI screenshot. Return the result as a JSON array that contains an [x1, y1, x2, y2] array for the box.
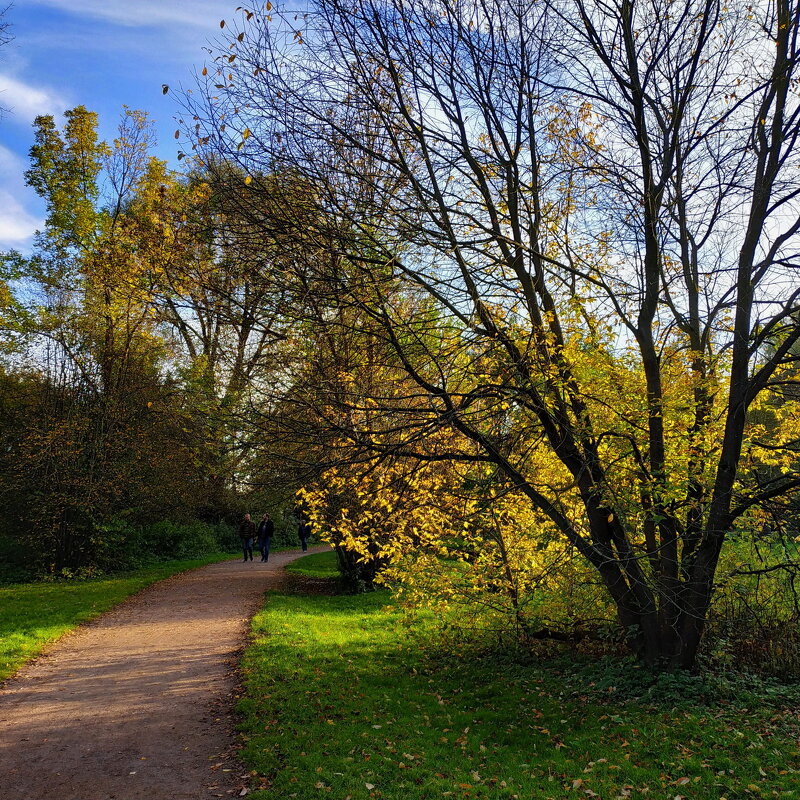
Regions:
[[562, 654, 800, 708], [29, 517, 240, 577], [137, 519, 218, 560], [213, 520, 240, 552], [701, 613, 800, 681], [273, 512, 305, 548], [0, 535, 34, 584]]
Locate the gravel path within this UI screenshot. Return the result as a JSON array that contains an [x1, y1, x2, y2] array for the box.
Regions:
[[0, 549, 322, 800]]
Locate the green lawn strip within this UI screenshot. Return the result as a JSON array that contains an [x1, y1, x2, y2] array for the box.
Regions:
[[284, 549, 339, 579], [238, 590, 800, 799], [0, 553, 233, 682]]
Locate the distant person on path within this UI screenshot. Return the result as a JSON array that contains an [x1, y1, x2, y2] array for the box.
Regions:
[[257, 513, 274, 562], [298, 518, 310, 552], [239, 513, 256, 562]]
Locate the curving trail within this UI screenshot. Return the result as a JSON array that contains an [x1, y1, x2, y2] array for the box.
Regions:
[[0, 549, 322, 800]]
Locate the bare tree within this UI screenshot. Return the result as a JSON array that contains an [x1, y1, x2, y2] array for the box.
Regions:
[[187, 0, 800, 669]]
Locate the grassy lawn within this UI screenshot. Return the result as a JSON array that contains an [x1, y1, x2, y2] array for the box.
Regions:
[[238, 554, 800, 799], [0, 553, 232, 682], [284, 549, 339, 579]]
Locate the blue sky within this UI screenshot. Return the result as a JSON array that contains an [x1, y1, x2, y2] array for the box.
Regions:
[[0, 0, 233, 251]]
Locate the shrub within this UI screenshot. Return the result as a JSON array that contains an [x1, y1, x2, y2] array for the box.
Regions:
[[0, 535, 34, 584]]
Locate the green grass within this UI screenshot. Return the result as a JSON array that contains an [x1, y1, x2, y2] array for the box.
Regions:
[[284, 549, 339, 579], [0, 553, 232, 682], [238, 589, 800, 799]]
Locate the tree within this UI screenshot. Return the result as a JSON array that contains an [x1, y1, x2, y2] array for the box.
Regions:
[[137, 163, 306, 512], [189, 0, 800, 669], [2, 107, 228, 569]]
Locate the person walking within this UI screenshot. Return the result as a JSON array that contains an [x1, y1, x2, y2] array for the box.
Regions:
[[239, 513, 256, 562], [257, 513, 274, 562], [298, 518, 309, 553]]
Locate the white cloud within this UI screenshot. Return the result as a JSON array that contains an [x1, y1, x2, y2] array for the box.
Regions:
[[0, 74, 66, 123], [0, 145, 43, 251], [0, 189, 40, 247], [0, 144, 25, 174], [29, 0, 228, 30]]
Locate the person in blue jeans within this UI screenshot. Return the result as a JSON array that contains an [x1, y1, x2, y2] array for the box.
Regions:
[[257, 513, 274, 562], [239, 513, 255, 561]]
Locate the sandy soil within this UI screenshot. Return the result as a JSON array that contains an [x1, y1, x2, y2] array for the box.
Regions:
[[0, 549, 321, 800]]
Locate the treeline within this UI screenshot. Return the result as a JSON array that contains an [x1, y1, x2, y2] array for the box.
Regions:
[[0, 108, 299, 580]]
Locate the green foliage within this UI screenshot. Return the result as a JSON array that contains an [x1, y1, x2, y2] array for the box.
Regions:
[[25, 105, 106, 253], [0, 514, 237, 583], [271, 513, 305, 549], [237, 588, 800, 799], [0, 554, 230, 682], [700, 533, 800, 680], [130, 519, 225, 562], [562, 656, 800, 709], [0, 536, 33, 585], [100, 519, 237, 570]]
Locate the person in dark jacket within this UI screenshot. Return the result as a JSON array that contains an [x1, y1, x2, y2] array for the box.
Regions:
[[257, 513, 274, 562], [239, 513, 256, 562], [298, 517, 309, 552]]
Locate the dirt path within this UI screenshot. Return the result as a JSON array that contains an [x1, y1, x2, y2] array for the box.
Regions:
[[0, 548, 323, 800]]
